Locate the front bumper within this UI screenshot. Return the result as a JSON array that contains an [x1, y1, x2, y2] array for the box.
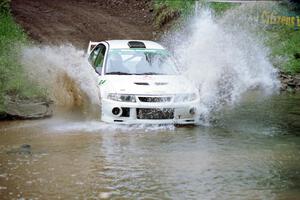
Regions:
[[101, 98, 200, 125]]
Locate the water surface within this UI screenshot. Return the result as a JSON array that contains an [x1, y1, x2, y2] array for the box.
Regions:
[[0, 94, 299, 199]]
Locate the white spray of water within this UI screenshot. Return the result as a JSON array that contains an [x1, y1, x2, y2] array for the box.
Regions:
[[19, 4, 280, 127], [21, 45, 100, 111], [49, 121, 175, 133], [165, 6, 280, 124]]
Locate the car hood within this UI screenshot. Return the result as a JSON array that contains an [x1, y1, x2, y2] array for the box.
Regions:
[[101, 75, 197, 95]]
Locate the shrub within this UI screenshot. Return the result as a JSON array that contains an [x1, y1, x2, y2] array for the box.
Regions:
[[0, 10, 47, 112], [0, 0, 10, 14]]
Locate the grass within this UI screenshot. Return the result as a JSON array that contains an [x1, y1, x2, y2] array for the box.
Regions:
[[154, 1, 299, 74], [191, 1, 300, 74], [266, 26, 300, 74], [208, 2, 300, 74], [0, 8, 47, 112], [209, 2, 238, 15], [261, 2, 300, 74], [152, 1, 237, 30], [153, 0, 196, 29], [154, 0, 196, 16]]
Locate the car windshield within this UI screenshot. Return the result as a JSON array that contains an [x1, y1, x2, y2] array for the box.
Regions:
[[105, 49, 178, 75]]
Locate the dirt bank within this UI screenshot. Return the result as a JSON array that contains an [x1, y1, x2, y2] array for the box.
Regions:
[[11, 0, 155, 48], [3, 0, 157, 120]]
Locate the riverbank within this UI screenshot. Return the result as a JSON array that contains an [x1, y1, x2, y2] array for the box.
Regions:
[[279, 71, 300, 92], [154, 0, 300, 92], [0, 1, 52, 120], [1, 0, 156, 120], [0, 93, 299, 199], [1, 0, 299, 120], [11, 0, 155, 48]]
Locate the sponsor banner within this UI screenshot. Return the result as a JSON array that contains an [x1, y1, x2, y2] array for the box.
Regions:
[[261, 11, 300, 28]]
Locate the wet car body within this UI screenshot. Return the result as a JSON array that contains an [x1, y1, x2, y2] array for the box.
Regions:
[[87, 40, 200, 124]]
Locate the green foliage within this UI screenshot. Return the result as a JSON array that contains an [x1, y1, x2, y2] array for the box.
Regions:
[[0, 12, 47, 112], [154, 0, 196, 16], [153, 0, 196, 31], [209, 2, 237, 15], [156, 1, 299, 74], [258, 2, 300, 74], [208, 2, 300, 74], [0, 0, 10, 14], [266, 26, 300, 74], [153, 5, 180, 29]]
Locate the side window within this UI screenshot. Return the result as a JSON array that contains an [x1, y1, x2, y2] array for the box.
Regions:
[[94, 45, 106, 68], [88, 44, 106, 75], [89, 46, 100, 65]]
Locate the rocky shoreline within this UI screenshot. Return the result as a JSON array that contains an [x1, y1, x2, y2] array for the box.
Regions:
[[0, 96, 53, 120], [279, 71, 300, 92], [0, 71, 299, 121]]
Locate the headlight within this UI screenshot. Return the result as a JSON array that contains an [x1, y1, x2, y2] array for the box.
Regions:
[[174, 93, 197, 102], [107, 93, 136, 102]]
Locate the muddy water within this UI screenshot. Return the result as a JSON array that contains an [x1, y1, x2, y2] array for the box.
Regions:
[[0, 94, 300, 200]]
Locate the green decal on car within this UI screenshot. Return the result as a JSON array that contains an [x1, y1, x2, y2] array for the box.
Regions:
[[98, 80, 107, 85]]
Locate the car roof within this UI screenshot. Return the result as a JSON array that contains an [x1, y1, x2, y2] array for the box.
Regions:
[[105, 40, 165, 50]]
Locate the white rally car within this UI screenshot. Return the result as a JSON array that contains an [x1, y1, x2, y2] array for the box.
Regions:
[[87, 40, 200, 125]]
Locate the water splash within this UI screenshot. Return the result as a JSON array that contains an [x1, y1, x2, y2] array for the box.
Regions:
[[49, 121, 175, 133], [164, 5, 280, 124], [21, 44, 100, 117], [19, 4, 280, 126]]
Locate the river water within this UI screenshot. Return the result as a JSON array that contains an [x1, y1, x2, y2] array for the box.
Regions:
[[1, 5, 299, 199], [0, 93, 299, 200]]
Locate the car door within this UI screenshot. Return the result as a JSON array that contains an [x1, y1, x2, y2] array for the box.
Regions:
[[88, 43, 108, 104], [88, 44, 107, 75]]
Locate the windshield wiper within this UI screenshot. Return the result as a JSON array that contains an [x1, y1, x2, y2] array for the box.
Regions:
[[105, 72, 133, 75], [136, 72, 165, 75]]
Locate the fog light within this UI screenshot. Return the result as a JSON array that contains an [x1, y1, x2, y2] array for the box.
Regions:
[[112, 107, 121, 116], [189, 107, 196, 115]]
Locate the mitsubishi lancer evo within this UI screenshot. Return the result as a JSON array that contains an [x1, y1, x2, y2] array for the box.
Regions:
[[87, 40, 200, 125]]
